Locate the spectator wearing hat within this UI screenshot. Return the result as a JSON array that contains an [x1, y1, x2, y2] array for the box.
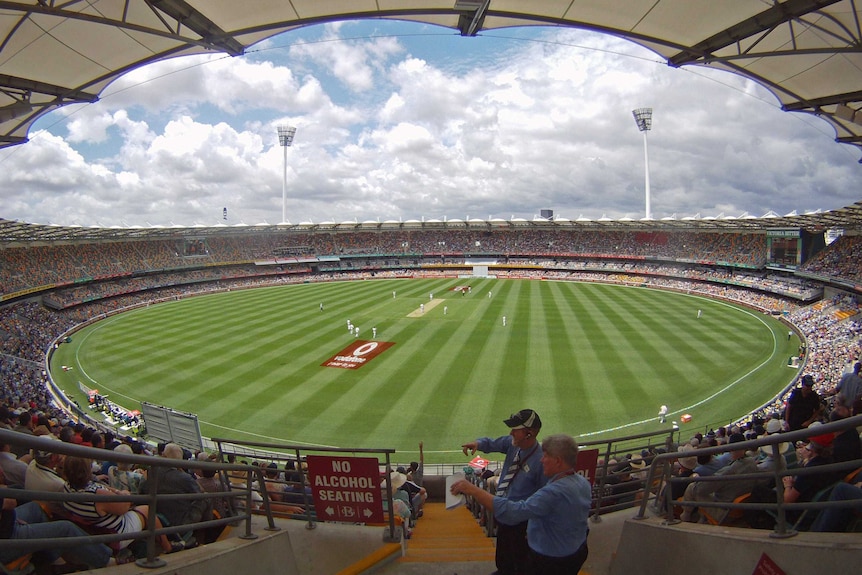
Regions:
[[782, 432, 840, 526], [461, 409, 546, 575], [395, 465, 426, 520], [24, 436, 65, 491], [755, 418, 790, 474], [668, 444, 699, 502], [382, 471, 412, 537], [452, 434, 591, 575], [628, 454, 647, 480], [680, 433, 758, 523], [785, 375, 824, 431]]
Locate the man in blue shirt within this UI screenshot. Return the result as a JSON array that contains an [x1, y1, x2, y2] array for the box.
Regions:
[[453, 433, 591, 575], [461, 409, 546, 575]]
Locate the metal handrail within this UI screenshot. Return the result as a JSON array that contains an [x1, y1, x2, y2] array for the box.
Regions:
[[0, 429, 277, 567], [634, 414, 862, 537], [211, 437, 400, 541]]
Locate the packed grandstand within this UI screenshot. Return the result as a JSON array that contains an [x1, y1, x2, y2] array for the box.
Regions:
[[1, 223, 861, 436]]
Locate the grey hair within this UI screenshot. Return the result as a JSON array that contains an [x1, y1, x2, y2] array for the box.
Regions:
[[163, 442, 184, 460], [541, 434, 579, 467]]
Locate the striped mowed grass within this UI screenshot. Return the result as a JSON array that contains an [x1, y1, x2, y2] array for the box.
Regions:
[[51, 278, 797, 463]]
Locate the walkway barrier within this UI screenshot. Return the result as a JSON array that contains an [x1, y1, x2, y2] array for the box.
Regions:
[[210, 437, 399, 541], [634, 414, 862, 537], [461, 426, 680, 534], [0, 429, 397, 569]]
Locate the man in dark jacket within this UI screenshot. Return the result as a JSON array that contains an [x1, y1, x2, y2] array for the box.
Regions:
[[141, 442, 212, 544]]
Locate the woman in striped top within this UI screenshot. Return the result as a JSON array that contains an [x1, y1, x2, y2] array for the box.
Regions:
[[62, 455, 177, 553]]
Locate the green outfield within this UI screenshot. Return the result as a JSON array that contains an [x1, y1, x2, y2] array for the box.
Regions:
[[49, 278, 799, 463]]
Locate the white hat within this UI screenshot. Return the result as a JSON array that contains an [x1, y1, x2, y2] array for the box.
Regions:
[[385, 471, 407, 491], [677, 444, 698, 470], [765, 419, 783, 434]]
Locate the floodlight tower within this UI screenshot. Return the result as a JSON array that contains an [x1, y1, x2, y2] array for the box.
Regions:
[[632, 108, 653, 220], [277, 125, 297, 224]]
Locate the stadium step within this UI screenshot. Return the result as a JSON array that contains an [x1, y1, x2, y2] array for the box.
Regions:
[[399, 502, 496, 563]]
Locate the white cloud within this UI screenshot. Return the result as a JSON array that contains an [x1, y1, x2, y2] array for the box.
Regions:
[[0, 23, 858, 227]]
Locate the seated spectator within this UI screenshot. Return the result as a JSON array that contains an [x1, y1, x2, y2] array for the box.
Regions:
[[58, 426, 75, 444], [282, 461, 312, 506], [10, 411, 34, 458], [755, 418, 790, 474], [0, 440, 28, 487], [25, 437, 66, 517], [106, 444, 145, 494], [810, 473, 862, 532], [829, 406, 862, 464], [70, 424, 85, 445], [1, 497, 112, 571], [25, 437, 65, 492], [396, 466, 426, 519], [195, 453, 234, 521], [263, 462, 284, 502], [140, 443, 211, 544], [782, 432, 841, 528], [692, 448, 732, 477], [680, 433, 759, 523], [383, 471, 412, 537], [61, 455, 179, 555], [669, 444, 699, 501]]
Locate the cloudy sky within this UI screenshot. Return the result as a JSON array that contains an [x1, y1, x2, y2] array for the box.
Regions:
[[1, 20, 859, 228]]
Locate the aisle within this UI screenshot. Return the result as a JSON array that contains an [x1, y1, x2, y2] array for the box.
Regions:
[[398, 502, 496, 563]]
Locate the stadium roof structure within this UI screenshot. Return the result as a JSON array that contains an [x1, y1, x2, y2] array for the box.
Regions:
[[2, 201, 862, 243], [2, 1, 862, 153], [1, 1, 862, 239]]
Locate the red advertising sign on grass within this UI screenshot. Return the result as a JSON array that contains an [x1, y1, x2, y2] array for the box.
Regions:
[[306, 455, 384, 523], [321, 340, 395, 370], [467, 456, 491, 471]]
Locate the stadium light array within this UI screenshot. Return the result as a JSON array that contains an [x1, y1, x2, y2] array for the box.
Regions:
[[277, 125, 297, 224]]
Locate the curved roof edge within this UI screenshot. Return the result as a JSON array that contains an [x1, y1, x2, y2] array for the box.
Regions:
[[2, 202, 861, 243]]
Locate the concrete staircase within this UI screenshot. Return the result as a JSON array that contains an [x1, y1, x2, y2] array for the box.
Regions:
[[400, 502, 495, 563], [376, 502, 496, 574]]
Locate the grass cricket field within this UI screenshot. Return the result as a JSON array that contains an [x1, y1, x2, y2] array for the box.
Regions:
[[49, 278, 799, 463]]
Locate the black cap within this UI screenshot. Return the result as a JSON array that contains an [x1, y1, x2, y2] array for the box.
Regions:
[[728, 432, 746, 444], [504, 409, 542, 430], [801, 375, 815, 387]]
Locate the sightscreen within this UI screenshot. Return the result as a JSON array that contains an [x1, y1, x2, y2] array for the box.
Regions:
[[140, 401, 203, 452]]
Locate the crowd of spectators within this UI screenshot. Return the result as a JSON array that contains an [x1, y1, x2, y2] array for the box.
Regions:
[[800, 234, 862, 283], [1, 229, 784, 297], [1, 229, 862, 562]]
